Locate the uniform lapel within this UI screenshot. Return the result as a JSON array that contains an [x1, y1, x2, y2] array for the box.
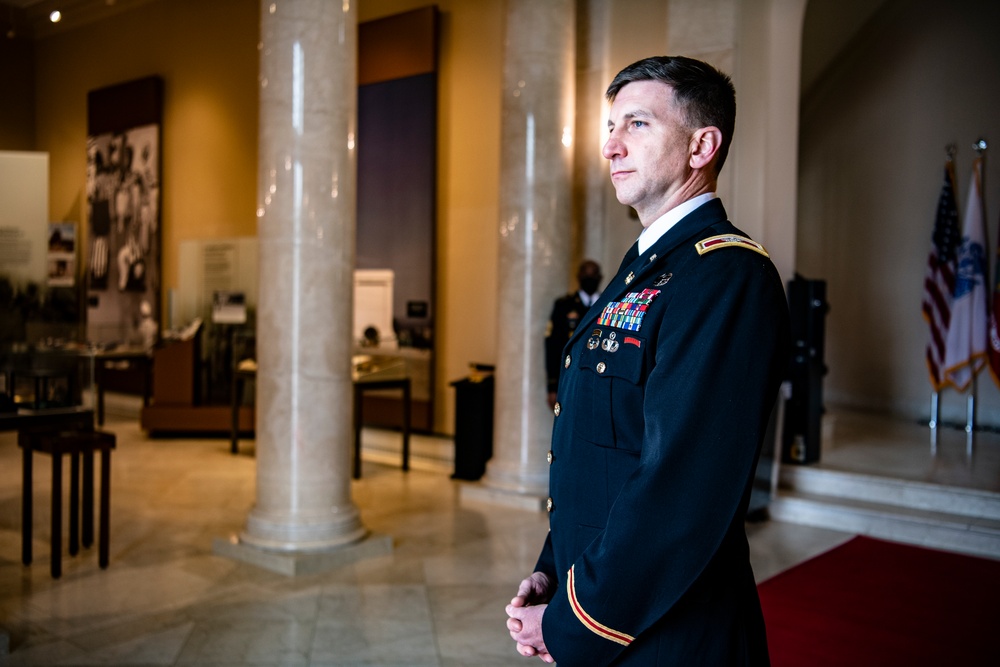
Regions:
[[565, 199, 729, 349]]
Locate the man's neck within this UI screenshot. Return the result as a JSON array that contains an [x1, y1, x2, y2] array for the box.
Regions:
[[638, 177, 717, 228]]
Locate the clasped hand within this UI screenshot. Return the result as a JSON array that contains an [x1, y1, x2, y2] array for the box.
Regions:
[[506, 572, 555, 662]]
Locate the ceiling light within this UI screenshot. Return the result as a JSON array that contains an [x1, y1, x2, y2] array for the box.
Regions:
[[49, 10, 62, 23]]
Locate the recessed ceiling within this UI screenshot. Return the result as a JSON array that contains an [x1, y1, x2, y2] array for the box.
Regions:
[[0, 0, 155, 39]]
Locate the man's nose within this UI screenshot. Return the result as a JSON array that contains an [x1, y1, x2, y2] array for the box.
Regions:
[[602, 136, 623, 159]]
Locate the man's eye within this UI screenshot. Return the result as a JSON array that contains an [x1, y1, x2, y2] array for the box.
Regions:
[[632, 120, 645, 129]]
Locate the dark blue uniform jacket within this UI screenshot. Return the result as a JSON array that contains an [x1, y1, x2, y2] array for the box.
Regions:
[[535, 199, 789, 665]]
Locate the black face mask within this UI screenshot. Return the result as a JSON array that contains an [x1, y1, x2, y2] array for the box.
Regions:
[[579, 276, 601, 295]]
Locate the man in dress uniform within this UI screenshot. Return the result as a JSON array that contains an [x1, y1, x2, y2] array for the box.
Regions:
[[545, 260, 603, 409], [505, 56, 790, 665]]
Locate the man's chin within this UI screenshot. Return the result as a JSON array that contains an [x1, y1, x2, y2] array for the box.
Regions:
[[611, 188, 633, 207]]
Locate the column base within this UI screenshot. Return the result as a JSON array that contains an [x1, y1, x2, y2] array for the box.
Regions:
[[212, 532, 392, 576], [459, 482, 548, 512]]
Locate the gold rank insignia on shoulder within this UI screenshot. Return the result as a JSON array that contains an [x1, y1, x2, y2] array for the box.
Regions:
[[695, 234, 769, 258]]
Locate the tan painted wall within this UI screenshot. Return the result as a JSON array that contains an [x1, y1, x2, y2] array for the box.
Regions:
[[0, 35, 35, 150], [32, 0, 260, 298], [16, 0, 504, 434], [798, 0, 1000, 424], [9, 0, 807, 435]]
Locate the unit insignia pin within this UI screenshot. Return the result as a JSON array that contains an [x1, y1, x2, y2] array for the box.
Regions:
[[625, 271, 634, 285], [587, 330, 602, 350], [653, 273, 672, 287]]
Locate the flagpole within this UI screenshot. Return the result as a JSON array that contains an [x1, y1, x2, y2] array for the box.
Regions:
[[966, 379, 975, 457], [929, 391, 939, 454], [970, 137, 987, 458]]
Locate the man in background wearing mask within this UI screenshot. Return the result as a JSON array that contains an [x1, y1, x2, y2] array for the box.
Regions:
[[544, 260, 603, 409]]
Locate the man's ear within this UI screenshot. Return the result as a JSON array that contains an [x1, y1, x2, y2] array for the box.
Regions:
[[689, 126, 722, 170]]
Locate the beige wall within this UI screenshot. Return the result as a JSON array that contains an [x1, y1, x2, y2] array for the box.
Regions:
[[32, 0, 260, 300], [0, 34, 35, 150], [17, 0, 991, 437], [14, 0, 506, 434], [798, 0, 1000, 424], [8, 0, 808, 434]]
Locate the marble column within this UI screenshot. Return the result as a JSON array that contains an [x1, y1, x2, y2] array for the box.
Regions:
[[473, 0, 575, 507], [241, 0, 365, 551], [575, 0, 613, 269]]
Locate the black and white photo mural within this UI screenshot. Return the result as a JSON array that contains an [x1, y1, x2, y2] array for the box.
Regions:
[[86, 77, 162, 346]]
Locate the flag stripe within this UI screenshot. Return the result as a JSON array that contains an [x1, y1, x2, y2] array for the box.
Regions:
[[922, 161, 961, 391]]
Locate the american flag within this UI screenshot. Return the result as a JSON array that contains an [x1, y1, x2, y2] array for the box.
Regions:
[[922, 161, 960, 390]]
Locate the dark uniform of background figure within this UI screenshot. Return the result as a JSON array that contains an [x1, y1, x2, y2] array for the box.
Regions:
[[544, 260, 602, 409], [507, 55, 790, 666]]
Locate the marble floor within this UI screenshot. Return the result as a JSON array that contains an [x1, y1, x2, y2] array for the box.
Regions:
[[809, 408, 1000, 493], [3, 400, 991, 666]]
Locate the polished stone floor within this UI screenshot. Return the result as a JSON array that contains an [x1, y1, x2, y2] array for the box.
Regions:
[[810, 408, 1000, 493], [4, 399, 990, 665]]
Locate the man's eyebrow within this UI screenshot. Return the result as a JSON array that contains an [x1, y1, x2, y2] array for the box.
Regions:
[[608, 109, 653, 129]]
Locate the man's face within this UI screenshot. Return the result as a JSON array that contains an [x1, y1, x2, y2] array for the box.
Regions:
[[602, 80, 693, 224]]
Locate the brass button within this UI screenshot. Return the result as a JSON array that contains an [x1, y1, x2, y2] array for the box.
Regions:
[[547, 450, 554, 464], [553, 402, 561, 416], [596, 362, 606, 374], [546, 497, 553, 513], [564, 354, 571, 368]]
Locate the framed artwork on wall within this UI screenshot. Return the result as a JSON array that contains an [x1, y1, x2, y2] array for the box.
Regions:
[[85, 76, 163, 346]]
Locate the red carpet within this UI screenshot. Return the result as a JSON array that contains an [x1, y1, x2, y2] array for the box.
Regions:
[[758, 536, 1000, 666]]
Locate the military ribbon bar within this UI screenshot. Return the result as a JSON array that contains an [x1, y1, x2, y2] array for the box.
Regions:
[[597, 289, 660, 331]]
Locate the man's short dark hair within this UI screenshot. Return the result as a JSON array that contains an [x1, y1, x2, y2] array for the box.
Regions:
[[606, 56, 736, 174]]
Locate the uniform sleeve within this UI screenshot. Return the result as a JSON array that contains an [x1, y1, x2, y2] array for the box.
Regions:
[[533, 531, 557, 583], [542, 251, 790, 664]]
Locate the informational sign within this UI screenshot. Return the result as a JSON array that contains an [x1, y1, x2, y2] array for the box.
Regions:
[[212, 290, 247, 324], [0, 151, 48, 287]]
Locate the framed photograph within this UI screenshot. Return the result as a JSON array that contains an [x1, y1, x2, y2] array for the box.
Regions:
[[47, 221, 76, 287]]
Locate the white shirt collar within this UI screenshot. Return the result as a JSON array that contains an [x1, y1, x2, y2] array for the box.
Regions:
[[636, 192, 717, 255], [578, 289, 600, 307]]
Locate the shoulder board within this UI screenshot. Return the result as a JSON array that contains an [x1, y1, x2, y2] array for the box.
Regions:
[[695, 234, 769, 258]]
